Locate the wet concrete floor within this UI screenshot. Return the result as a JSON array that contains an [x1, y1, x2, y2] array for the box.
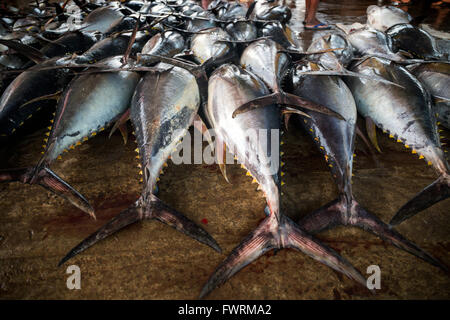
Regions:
[[0, 0, 449, 299]]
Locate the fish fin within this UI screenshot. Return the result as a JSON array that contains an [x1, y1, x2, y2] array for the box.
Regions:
[[390, 175, 450, 226], [216, 36, 272, 44], [59, 194, 221, 265], [352, 202, 448, 271], [121, 15, 140, 66], [58, 204, 142, 266], [0, 166, 95, 219], [215, 140, 230, 184], [365, 117, 382, 153], [109, 109, 130, 144], [149, 194, 221, 253], [0, 39, 47, 64], [283, 47, 343, 60], [432, 95, 450, 104], [282, 111, 293, 131], [199, 214, 367, 298], [232, 92, 344, 120], [18, 91, 62, 109], [299, 198, 447, 271], [245, 1, 256, 19], [193, 114, 214, 149]]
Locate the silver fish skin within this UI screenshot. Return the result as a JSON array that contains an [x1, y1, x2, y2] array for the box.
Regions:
[[140, 31, 185, 58], [292, 62, 446, 270], [132, 63, 200, 195], [240, 38, 289, 93], [199, 64, 368, 299], [44, 56, 140, 162], [347, 57, 447, 174], [409, 62, 450, 129], [207, 63, 280, 212], [58, 62, 220, 267], [190, 27, 233, 64], [346, 28, 404, 61], [366, 5, 412, 32], [346, 57, 449, 225], [307, 33, 353, 70]]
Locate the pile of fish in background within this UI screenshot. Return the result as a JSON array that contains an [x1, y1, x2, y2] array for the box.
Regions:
[[0, 0, 448, 298]]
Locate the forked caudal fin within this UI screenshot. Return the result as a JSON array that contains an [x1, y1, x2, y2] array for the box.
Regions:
[[0, 166, 95, 219], [199, 214, 368, 299], [58, 193, 221, 266], [298, 198, 448, 272], [390, 175, 450, 226], [231, 91, 345, 120]]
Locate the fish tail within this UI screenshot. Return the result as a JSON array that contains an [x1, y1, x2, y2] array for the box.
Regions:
[[0, 166, 95, 219], [199, 213, 367, 299], [390, 175, 450, 226], [59, 194, 221, 266], [299, 197, 448, 271], [232, 91, 344, 120]]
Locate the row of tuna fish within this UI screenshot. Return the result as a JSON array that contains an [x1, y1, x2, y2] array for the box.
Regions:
[[0, 0, 448, 298]]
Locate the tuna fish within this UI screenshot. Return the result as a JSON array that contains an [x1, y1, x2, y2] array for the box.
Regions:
[[291, 61, 446, 270], [58, 63, 221, 266], [0, 56, 141, 217], [345, 57, 449, 226], [408, 62, 450, 129], [199, 63, 368, 298], [366, 5, 412, 32]]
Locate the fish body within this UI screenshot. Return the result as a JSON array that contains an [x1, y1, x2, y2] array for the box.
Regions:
[[409, 62, 450, 129], [0, 58, 71, 136], [199, 63, 368, 298], [386, 24, 444, 60], [346, 57, 449, 225], [58, 63, 220, 267], [366, 5, 412, 32]]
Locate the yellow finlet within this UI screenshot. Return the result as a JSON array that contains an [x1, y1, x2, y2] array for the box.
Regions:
[[246, 171, 251, 176], [427, 161, 432, 166], [163, 162, 168, 168], [412, 149, 417, 154], [419, 155, 424, 159], [83, 137, 88, 141], [281, 181, 285, 186], [281, 172, 285, 176]]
